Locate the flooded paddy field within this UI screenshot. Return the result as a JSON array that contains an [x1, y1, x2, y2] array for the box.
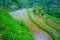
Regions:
[[0, 0, 60, 40], [9, 9, 60, 40]]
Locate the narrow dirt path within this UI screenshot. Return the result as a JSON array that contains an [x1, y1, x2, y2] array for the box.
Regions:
[[9, 9, 52, 40]]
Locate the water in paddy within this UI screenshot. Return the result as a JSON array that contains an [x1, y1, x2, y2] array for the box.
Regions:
[[9, 9, 59, 40], [47, 19, 60, 28]]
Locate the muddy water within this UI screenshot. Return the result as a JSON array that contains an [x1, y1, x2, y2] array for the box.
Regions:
[[9, 9, 52, 40]]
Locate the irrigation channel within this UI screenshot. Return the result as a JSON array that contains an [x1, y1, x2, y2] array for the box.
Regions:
[[9, 8, 60, 40]]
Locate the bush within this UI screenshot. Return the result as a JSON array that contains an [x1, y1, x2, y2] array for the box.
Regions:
[[0, 9, 34, 40]]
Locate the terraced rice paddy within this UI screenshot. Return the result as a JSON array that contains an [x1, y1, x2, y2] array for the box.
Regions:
[[9, 9, 60, 40], [0, 0, 60, 40]]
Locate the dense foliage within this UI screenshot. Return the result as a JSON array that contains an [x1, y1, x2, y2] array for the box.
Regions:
[[0, 0, 60, 11], [0, 9, 34, 40], [32, 5, 60, 18]]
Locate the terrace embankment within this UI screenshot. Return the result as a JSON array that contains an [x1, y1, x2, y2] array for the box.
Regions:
[[9, 9, 60, 40]]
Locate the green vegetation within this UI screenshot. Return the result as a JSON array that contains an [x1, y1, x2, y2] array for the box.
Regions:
[[12, 0, 21, 6], [30, 5, 60, 40], [0, 9, 34, 40], [48, 15, 60, 24], [48, 6, 59, 17], [27, 9, 60, 40], [32, 6, 60, 32], [0, 0, 60, 40], [42, 14, 60, 33], [0, 0, 21, 11], [32, 6, 47, 16]]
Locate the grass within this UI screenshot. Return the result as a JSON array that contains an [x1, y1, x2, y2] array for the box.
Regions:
[[0, 9, 34, 40], [48, 15, 60, 24]]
